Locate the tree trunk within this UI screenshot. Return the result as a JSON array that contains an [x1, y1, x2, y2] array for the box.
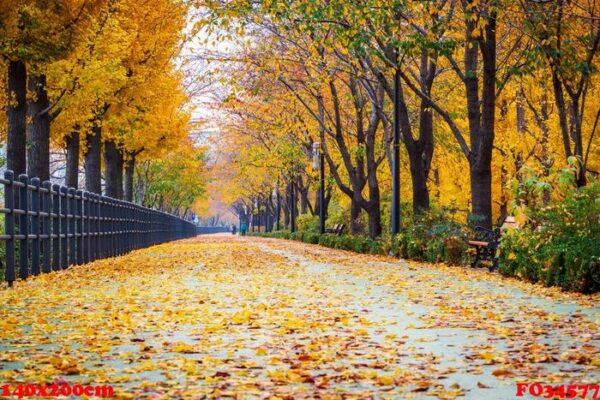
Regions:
[[283, 202, 290, 229], [473, 8, 496, 229], [116, 148, 124, 199], [299, 188, 308, 214], [84, 125, 102, 194], [395, 64, 434, 216], [464, 3, 496, 230], [27, 74, 51, 181], [124, 155, 135, 202], [366, 174, 382, 239], [409, 152, 430, 215], [470, 164, 493, 228], [65, 131, 80, 188], [7, 60, 27, 176], [104, 140, 122, 198], [350, 198, 362, 235], [367, 204, 382, 239]]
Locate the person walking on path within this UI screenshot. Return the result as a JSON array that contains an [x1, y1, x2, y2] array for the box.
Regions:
[[240, 221, 247, 236]]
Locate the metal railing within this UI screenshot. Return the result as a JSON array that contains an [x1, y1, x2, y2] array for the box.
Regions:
[[196, 226, 231, 234], [1, 170, 197, 286]]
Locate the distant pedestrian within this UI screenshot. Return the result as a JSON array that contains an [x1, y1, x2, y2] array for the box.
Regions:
[[231, 224, 237, 235], [241, 221, 247, 236]]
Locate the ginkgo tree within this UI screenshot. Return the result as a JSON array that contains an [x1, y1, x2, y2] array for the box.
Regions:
[[198, 0, 599, 239], [1, 0, 207, 215]]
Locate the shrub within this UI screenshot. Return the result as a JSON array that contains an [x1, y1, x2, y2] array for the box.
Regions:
[[290, 231, 304, 241], [336, 235, 354, 250], [279, 231, 291, 239], [425, 238, 445, 263], [303, 232, 320, 244], [325, 206, 346, 226], [394, 206, 468, 264], [366, 238, 385, 255], [297, 214, 319, 233], [444, 236, 468, 264], [499, 170, 600, 293]]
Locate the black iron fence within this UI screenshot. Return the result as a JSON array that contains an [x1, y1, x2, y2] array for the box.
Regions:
[[1, 170, 197, 286], [196, 226, 231, 234]]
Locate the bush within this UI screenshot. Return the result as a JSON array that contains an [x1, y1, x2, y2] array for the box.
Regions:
[[498, 229, 542, 282], [395, 207, 468, 264], [425, 238, 445, 263], [247, 176, 598, 293], [303, 232, 320, 244], [444, 236, 468, 265], [498, 181, 600, 293], [290, 231, 304, 241], [297, 214, 320, 233]]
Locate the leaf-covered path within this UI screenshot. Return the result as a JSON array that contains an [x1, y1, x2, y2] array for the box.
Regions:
[[0, 235, 598, 399]]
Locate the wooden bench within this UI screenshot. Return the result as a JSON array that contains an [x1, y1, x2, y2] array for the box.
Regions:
[[468, 216, 519, 271], [325, 223, 346, 236]]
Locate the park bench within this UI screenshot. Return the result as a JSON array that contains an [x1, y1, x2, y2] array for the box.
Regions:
[[325, 223, 346, 236], [468, 216, 519, 271]]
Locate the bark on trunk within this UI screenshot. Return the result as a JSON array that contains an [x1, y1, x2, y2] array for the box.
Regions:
[[470, 165, 493, 228], [84, 125, 102, 194], [299, 189, 308, 214], [350, 198, 362, 235], [104, 140, 122, 199], [7, 61, 27, 176], [409, 153, 430, 215], [124, 156, 135, 202], [367, 205, 382, 238], [473, 9, 496, 229], [366, 184, 382, 238], [463, 3, 496, 229], [65, 131, 80, 188], [26, 74, 51, 181], [283, 202, 290, 229], [116, 149, 124, 199], [392, 54, 434, 216]]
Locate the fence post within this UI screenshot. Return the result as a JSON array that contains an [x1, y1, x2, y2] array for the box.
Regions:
[[76, 189, 84, 265], [18, 174, 29, 280], [60, 186, 68, 269], [109, 198, 115, 257], [52, 184, 60, 271], [100, 197, 105, 259], [90, 193, 98, 261], [98, 195, 103, 258], [129, 203, 134, 252], [94, 194, 100, 261], [42, 181, 51, 274], [96, 196, 101, 259], [4, 171, 15, 285], [111, 199, 116, 256], [83, 192, 90, 264], [68, 188, 76, 266], [30, 178, 40, 276], [120, 201, 125, 255]]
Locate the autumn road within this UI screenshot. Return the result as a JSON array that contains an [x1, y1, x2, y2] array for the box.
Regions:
[[0, 235, 598, 399]]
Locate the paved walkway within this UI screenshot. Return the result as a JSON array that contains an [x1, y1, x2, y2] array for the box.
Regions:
[[0, 235, 598, 399]]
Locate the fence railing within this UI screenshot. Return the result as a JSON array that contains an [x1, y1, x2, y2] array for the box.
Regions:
[[1, 170, 197, 286], [196, 226, 231, 234]]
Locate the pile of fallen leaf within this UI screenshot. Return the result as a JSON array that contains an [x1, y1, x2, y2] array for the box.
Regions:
[[0, 235, 597, 399]]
